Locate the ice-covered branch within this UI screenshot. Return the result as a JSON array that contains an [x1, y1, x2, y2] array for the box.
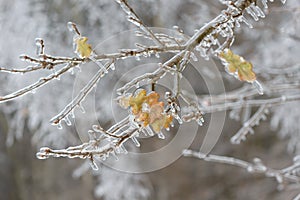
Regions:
[[183, 149, 300, 190], [194, 82, 300, 113], [37, 117, 140, 170], [115, 0, 165, 47], [118, 0, 286, 95], [230, 104, 269, 144], [94, 44, 185, 60], [50, 59, 114, 127], [0, 63, 78, 102], [294, 193, 300, 200]]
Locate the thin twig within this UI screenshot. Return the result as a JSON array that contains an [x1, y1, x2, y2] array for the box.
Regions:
[[50, 60, 114, 125], [183, 149, 300, 189], [0, 63, 77, 102]]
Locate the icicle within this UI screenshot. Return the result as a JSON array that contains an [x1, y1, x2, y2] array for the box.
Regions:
[[226, 27, 234, 37], [219, 29, 228, 37], [119, 144, 128, 154], [135, 56, 141, 61], [280, 0, 286, 4], [101, 155, 107, 161], [252, 5, 265, 18], [293, 155, 300, 163], [196, 45, 208, 59], [110, 151, 119, 161], [144, 126, 154, 136], [247, 166, 254, 172], [35, 38, 44, 55], [89, 159, 99, 170], [70, 110, 75, 119], [275, 174, 283, 184], [209, 35, 217, 45], [174, 114, 183, 124], [69, 68, 74, 75], [261, 114, 267, 121], [64, 115, 72, 126], [239, 16, 253, 28], [229, 109, 240, 120], [131, 136, 140, 147], [248, 127, 255, 134], [190, 52, 198, 62], [142, 51, 148, 58], [115, 147, 121, 154], [235, 20, 241, 28], [121, 144, 128, 154], [197, 117, 204, 126], [88, 130, 97, 140], [170, 121, 175, 127], [110, 63, 115, 71], [78, 103, 86, 113], [261, 0, 268, 9], [246, 7, 259, 21], [57, 122, 63, 130], [252, 80, 264, 95], [157, 131, 165, 139]]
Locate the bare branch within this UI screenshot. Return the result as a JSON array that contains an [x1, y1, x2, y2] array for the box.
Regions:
[[183, 149, 300, 190], [0, 63, 77, 102], [116, 0, 165, 47], [50, 60, 114, 126], [230, 105, 269, 144]]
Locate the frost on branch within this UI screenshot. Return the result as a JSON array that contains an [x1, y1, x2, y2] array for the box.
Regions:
[[183, 150, 300, 191], [231, 104, 270, 144]]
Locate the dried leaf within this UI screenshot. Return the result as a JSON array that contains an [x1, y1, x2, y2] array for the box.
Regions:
[[129, 89, 147, 115], [118, 95, 131, 109], [75, 37, 92, 58], [149, 103, 164, 124], [118, 89, 173, 133], [219, 49, 256, 82], [136, 112, 149, 127], [151, 114, 173, 133], [147, 92, 160, 106]]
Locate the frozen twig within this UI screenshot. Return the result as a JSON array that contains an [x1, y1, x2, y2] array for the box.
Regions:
[[183, 149, 300, 190], [94, 44, 185, 60], [194, 81, 300, 113], [293, 193, 300, 200], [50, 59, 114, 126], [37, 118, 139, 170], [116, 0, 165, 47], [0, 63, 77, 102], [230, 104, 269, 144]]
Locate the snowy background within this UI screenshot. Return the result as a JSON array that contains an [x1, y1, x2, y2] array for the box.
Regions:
[[0, 0, 299, 199]]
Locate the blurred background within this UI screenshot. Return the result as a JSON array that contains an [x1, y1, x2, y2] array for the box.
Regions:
[[0, 0, 299, 199]]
